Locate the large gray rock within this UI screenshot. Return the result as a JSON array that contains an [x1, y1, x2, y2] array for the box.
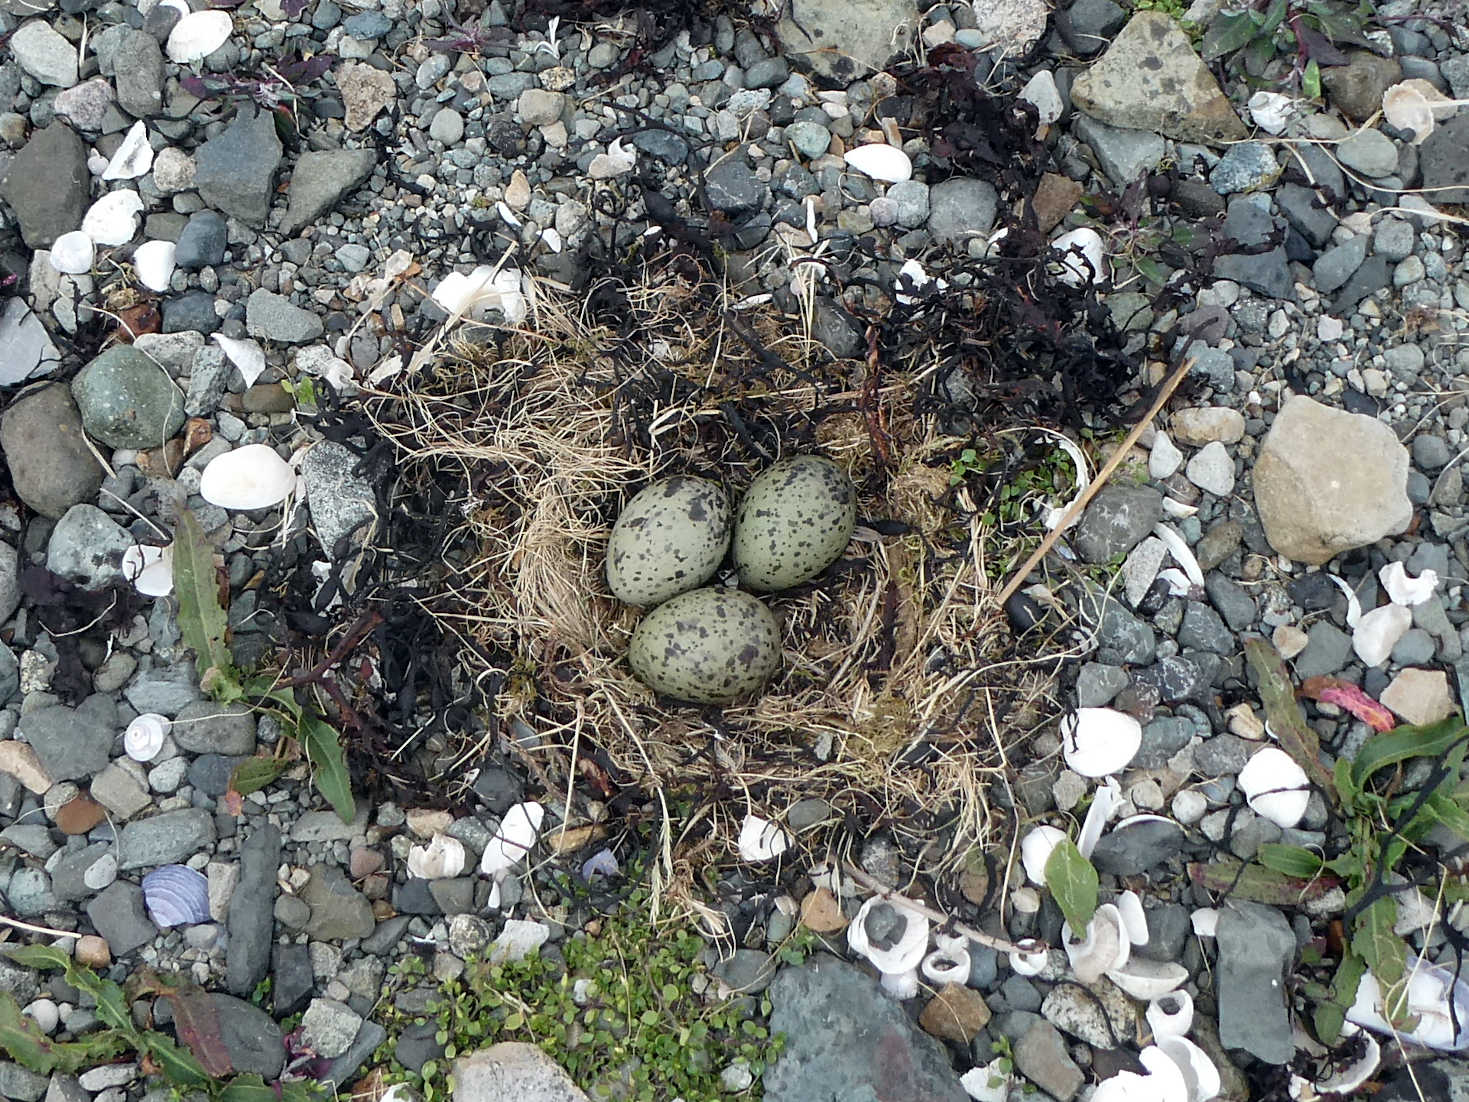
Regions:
[[453, 1042, 589, 1102], [1254, 395, 1411, 565], [208, 995, 284, 1080], [0, 124, 89, 248], [302, 441, 375, 559], [17, 693, 116, 782], [194, 107, 283, 227], [9, 21, 78, 87], [227, 823, 281, 996], [778, 0, 919, 82], [112, 27, 164, 117], [1074, 484, 1164, 563], [1419, 113, 1469, 204], [71, 345, 185, 449], [765, 955, 966, 1102], [117, 809, 217, 870], [0, 384, 103, 519], [926, 178, 998, 245], [278, 148, 377, 236], [1071, 12, 1246, 143], [46, 504, 133, 590], [1216, 902, 1296, 1064]]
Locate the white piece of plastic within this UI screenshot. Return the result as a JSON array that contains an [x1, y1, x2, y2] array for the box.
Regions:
[[737, 814, 790, 862], [479, 801, 545, 877]]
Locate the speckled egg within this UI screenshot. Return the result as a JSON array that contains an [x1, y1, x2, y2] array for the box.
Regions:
[[733, 455, 857, 592], [628, 587, 781, 704], [606, 477, 732, 608]]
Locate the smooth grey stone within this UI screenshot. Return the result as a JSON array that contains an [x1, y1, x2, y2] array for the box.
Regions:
[[0, 124, 88, 248], [245, 288, 324, 343], [194, 106, 283, 226], [1178, 600, 1233, 654], [174, 210, 227, 269], [207, 994, 284, 1079], [278, 148, 376, 236], [227, 822, 281, 996], [1275, 182, 1337, 248], [301, 864, 375, 941], [17, 693, 116, 781], [85, 879, 157, 955], [926, 177, 998, 244], [1313, 234, 1369, 294], [0, 384, 103, 519], [1076, 662, 1129, 707], [117, 808, 216, 870], [1216, 902, 1296, 1063], [714, 949, 777, 995], [1204, 573, 1257, 631], [1292, 621, 1353, 679], [1089, 817, 1185, 874], [1136, 716, 1194, 769], [70, 345, 185, 449], [704, 159, 768, 215]]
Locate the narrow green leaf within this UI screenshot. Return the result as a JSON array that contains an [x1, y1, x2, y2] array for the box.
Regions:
[[58, 962, 131, 1034], [227, 756, 287, 798], [1353, 897, 1407, 997], [173, 510, 232, 681], [2, 945, 73, 971], [1353, 716, 1469, 789], [1256, 843, 1324, 879], [1202, 10, 1259, 59], [1258, 0, 1289, 36], [1314, 952, 1366, 1044], [1245, 639, 1336, 799], [219, 1074, 295, 1102], [298, 712, 356, 823], [1333, 756, 1358, 809], [1302, 58, 1322, 99], [1044, 838, 1099, 933], [142, 1033, 212, 1088], [1189, 859, 1339, 905]]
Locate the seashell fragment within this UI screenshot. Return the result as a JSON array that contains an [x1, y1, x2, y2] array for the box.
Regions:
[[1146, 990, 1194, 1038], [848, 894, 929, 997], [1190, 908, 1219, 937], [121, 543, 173, 596], [50, 231, 95, 275], [406, 834, 467, 880], [1008, 938, 1049, 977], [132, 240, 176, 293], [82, 190, 144, 247], [1116, 890, 1149, 946], [1049, 227, 1106, 287], [1348, 956, 1469, 1050], [1064, 903, 1130, 984], [1325, 572, 1362, 627], [199, 444, 297, 510], [1077, 779, 1119, 859], [1382, 80, 1461, 144], [103, 121, 154, 181], [1379, 560, 1438, 607], [142, 864, 211, 928], [1105, 957, 1189, 1000], [1352, 602, 1412, 667], [480, 801, 544, 876], [1155, 1035, 1221, 1102], [737, 814, 790, 862], [212, 333, 267, 388], [1020, 824, 1066, 886], [1060, 708, 1142, 777], [922, 934, 972, 985], [1310, 1023, 1380, 1095], [1238, 746, 1310, 828], [1247, 91, 1295, 134], [894, 257, 945, 306], [166, 10, 233, 63], [124, 713, 171, 761], [431, 266, 527, 325], [842, 143, 913, 183]]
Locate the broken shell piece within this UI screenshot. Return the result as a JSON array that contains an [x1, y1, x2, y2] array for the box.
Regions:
[[1382, 80, 1461, 144], [1152, 523, 1205, 588], [166, 9, 233, 63], [132, 240, 176, 293], [1379, 561, 1438, 607], [1190, 908, 1219, 937], [1116, 890, 1149, 946], [49, 231, 94, 275], [103, 121, 154, 181], [1018, 70, 1064, 128], [1352, 602, 1412, 667], [121, 543, 173, 596], [212, 333, 267, 388], [480, 801, 544, 877], [894, 257, 945, 306], [842, 143, 913, 183], [406, 834, 467, 880], [847, 895, 930, 998], [1161, 497, 1198, 519], [587, 136, 637, 178], [1308, 1023, 1380, 1095], [82, 189, 144, 247], [1238, 746, 1310, 829], [1156, 568, 1196, 597], [1060, 708, 1142, 778], [1155, 1035, 1221, 1102], [960, 1059, 1012, 1102], [737, 814, 790, 862], [199, 444, 297, 510], [1077, 779, 1119, 859], [1146, 990, 1194, 1039], [1106, 957, 1189, 1001], [1040, 432, 1091, 532], [1248, 90, 1295, 134], [124, 713, 170, 762], [1049, 227, 1106, 287], [1008, 938, 1049, 977], [1325, 572, 1363, 627], [1063, 903, 1130, 984], [1020, 825, 1066, 885], [1093, 1045, 1189, 1102], [921, 934, 971, 985], [1348, 957, 1469, 1050], [1010, 886, 1041, 913]]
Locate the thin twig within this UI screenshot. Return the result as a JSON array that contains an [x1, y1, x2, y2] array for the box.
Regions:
[[0, 914, 84, 939]]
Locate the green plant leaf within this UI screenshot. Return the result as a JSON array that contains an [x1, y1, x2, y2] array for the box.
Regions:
[[1245, 639, 1336, 798], [1352, 716, 1469, 790], [1353, 897, 1409, 1011], [227, 756, 287, 798], [173, 509, 233, 681], [1044, 838, 1099, 933], [1202, 9, 1259, 58], [2, 945, 73, 972], [1314, 952, 1366, 1044], [1333, 755, 1358, 809], [1189, 859, 1339, 905], [1257, 0, 1289, 36], [1302, 58, 1322, 99], [0, 992, 130, 1074], [143, 1033, 213, 1088], [57, 961, 131, 1034], [298, 712, 356, 823], [1257, 843, 1324, 879]]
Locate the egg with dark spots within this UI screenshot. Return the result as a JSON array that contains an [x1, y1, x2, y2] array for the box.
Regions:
[[733, 455, 857, 592], [607, 477, 732, 608], [628, 587, 781, 704]]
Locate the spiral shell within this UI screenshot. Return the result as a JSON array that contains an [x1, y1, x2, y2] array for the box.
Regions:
[[124, 713, 171, 762]]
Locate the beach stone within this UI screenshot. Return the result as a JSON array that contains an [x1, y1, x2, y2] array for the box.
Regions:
[[1075, 484, 1164, 563], [194, 109, 283, 230], [1380, 668, 1457, 726], [71, 345, 185, 449], [46, 503, 132, 590], [175, 210, 228, 269], [926, 177, 998, 244], [301, 864, 375, 941], [54, 78, 115, 131], [1171, 406, 1245, 446], [17, 694, 115, 782], [0, 298, 61, 386], [1313, 235, 1369, 294], [247, 288, 325, 343], [117, 808, 216, 870], [765, 955, 966, 1101], [1186, 441, 1236, 496], [0, 124, 89, 248], [302, 441, 376, 558], [337, 61, 396, 131], [704, 159, 767, 215], [453, 1042, 590, 1102], [1071, 12, 1246, 142], [517, 88, 565, 126], [778, 0, 919, 81], [919, 984, 991, 1044], [1323, 50, 1401, 121], [0, 384, 103, 518], [10, 21, 78, 87], [278, 148, 377, 236], [1337, 129, 1399, 178], [113, 27, 165, 117], [172, 700, 257, 755], [1253, 396, 1411, 564], [1217, 902, 1296, 1064], [1041, 980, 1138, 1049], [227, 823, 281, 996], [1072, 114, 1167, 186], [1418, 114, 1469, 204], [85, 880, 156, 955], [1209, 142, 1279, 194], [1276, 182, 1338, 248], [209, 995, 284, 1080], [1014, 1019, 1084, 1101]]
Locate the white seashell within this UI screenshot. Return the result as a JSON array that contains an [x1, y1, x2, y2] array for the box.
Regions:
[[1093, 1046, 1189, 1102], [1326, 572, 1362, 627], [49, 231, 95, 275], [1154, 1035, 1220, 1102], [1347, 960, 1469, 1050], [921, 945, 971, 985], [121, 543, 173, 596], [1077, 779, 1119, 859], [1352, 602, 1412, 667], [1116, 890, 1149, 946], [1238, 746, 1310, 828], [843, 143, 913, 183], [1247, 91, 1295, 134], [432, 266, 527, 325], [894, 258, 935, 306], [200, 443, 297, 510], [1146, 990, 1194, 1038], [124, 713, 171, 762], [406, 834, 467, 880], [1161, 498, 1198, 519], [1041, 432, 1092, 532], [82, 189, 144, 247], [1382, 80, 1459, 144], [847, 895, 930, 980], [1020, 824, 1066, 885], [212, 333, 267, 388], [588, 136, 637, 178], [1152, 523, 1205, 588], [1106, 957, 1189, 1000], [1190, 908, 1219, 937], [1379, 560, 1438, 607], [1060, 708, 1142, 777], [1008, 938, 1049, 977], [82, 852, 118, 892], [1156, 567, 1195, 596], [737, 814, 790, 862], [1019, 70, 1063, 127], [480, 801, 544, 876], [166, 10, 233, 63], [1050, 227, 1107, 287], [496, 201, 522, 229], [540, 227, 563, 253], [1313, 1023, 1380, 1095], [1063, 904, 1130, 984], [960, 1060, 1012, 1102], [103, 121, 154, 181], [132, 240, 176, 292]]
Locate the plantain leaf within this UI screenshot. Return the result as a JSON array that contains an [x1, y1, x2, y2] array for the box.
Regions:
[[142, 1033, 212, 1088], [1302, 58, 1322, 99], [1257, 843, 1324, 879], [298, 712, 356, 823], [1203, 10, 1260, 59], [1190, 859, 1339, 905], [1245, 639, 1336, 798], [2, 945, 73, 971], [173, 510, 233, 681], [227, 756, 286, 798], [1314, 952, 1366, 1044], [1352, 716, 1469, 790], [1353, 897, 1408, 1006], [1044, 838, 1099, 933], [0, 992, 128, 1074]]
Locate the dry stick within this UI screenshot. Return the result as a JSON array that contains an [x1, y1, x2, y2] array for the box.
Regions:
[[995, 356, 1197, 614], [843, 860, 1030, 954], [0, 914, 84, 939]]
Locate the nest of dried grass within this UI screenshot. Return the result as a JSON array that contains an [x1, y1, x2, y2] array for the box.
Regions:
[[360, 254, 1073, 921]]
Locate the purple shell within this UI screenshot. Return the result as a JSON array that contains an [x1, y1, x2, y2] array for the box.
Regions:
[[142, 864, 210, 928]]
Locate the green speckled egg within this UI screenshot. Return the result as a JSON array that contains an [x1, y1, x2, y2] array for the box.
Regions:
[[628, 587, 781, 705], [607, 477, 732, 608], [733, 455, 857, 592]]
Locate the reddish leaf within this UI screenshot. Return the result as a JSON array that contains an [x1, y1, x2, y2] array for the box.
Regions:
[[1300, 676, 1396, 732], [168, 989, 232, 1078]]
